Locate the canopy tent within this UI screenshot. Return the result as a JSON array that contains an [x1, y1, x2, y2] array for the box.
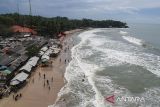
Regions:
[[19, 56, 39, 72], [40, 47, 48, 52], [41, 55, 49, 61], [53, 48, 61, 54], [29, 56, 39, 61], [24, 34, 31, 37], [19, 63, 33, 73], [10, 72, 29, 86], [49, 46, 61, 54], [10, 80, 20, 86], [28, 56, 39, 66], [39, 51, 45, 56], [11, 25, 37, 35], [0, 65, 7, 70], [1, 69, 11, 74], [49, 45, 57, 50], [44, 49, 53, 56]]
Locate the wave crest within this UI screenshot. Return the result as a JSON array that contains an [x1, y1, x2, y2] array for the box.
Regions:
[[122, 36, 143, 46]]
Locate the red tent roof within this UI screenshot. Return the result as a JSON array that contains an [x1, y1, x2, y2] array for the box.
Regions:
[[11, 25, 37, 35], [58, 32, 66, 37]]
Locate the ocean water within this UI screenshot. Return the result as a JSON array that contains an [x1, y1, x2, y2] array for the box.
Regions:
[[50, 24, 160, 107]]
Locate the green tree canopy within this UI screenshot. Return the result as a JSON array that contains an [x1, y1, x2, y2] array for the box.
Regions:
[[0, 13, 128, 37]]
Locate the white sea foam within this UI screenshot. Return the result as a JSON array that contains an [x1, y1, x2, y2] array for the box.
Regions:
[[93, 47, 160, 77], [141, 87, 160, 106], [50, 29, 160, 107], [122, 36, 143, 46], [77, 29, 160, 105], [120, 31, 128, 35], [74, 29, 108, 107]]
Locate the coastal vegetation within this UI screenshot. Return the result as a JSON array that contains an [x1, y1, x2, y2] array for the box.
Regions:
[[0, 13, 128, 37], [26, 44, 39, 57]]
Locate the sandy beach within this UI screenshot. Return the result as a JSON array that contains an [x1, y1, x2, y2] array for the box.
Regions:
[[0, 30, 78, 107]]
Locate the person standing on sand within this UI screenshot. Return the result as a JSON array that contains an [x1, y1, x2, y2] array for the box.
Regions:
[[51, 61, 53, 66], [51, 77, 53, 82], [13, 94, 14, 99], [32, 78, 34, 83], [47, 79, 49, 85]]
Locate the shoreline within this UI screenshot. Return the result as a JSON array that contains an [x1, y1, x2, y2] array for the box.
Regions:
[[0, 29, 83, 107], [50, 31, 83, 107]]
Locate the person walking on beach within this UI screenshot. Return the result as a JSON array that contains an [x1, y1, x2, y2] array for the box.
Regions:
[[48, 86, 50, 90], [15, 97, 17, 101], [19, 93, 22, 98], [44, 74, 46, 79], [15, 94, 19, 101], [51, 77, 53, 82], [44, 82, 45, 87], [39, 72, 41, 77], [47, 79, 49, 85]]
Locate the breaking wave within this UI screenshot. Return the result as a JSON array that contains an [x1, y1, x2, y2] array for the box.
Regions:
[[120, 31, 128, 35], [122, 36, 144, 46], [50, 28, 160, 107]]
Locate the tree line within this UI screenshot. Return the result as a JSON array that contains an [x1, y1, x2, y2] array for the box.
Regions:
[[0, 13, 128, 38]]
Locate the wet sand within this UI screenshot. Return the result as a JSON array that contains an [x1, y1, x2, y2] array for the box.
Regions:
[[0, 32, 76, 107]]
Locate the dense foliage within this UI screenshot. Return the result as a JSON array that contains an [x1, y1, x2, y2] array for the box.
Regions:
[[26, 44, 39, 57], [0, 13, 128, 37]]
